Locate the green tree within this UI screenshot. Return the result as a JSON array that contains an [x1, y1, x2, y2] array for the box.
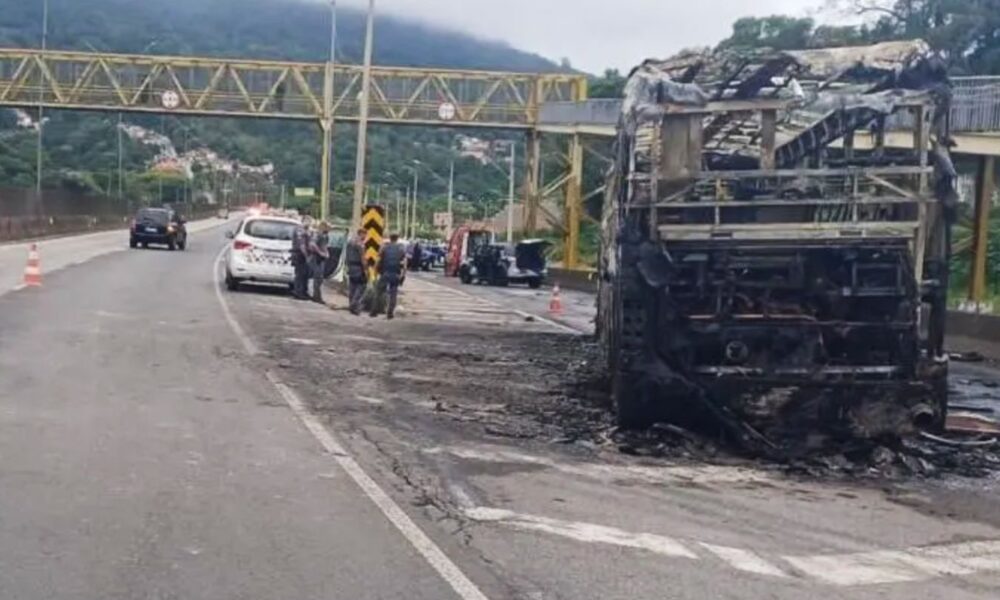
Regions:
[[718, 16, 816, 51], [833, 0, 1000, 73], [589, 69, 627, 99]]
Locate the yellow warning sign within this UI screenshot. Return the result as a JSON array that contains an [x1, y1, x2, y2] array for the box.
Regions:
[[362, 205, 386, 281]]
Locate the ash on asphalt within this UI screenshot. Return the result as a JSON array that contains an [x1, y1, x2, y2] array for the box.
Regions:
[[247, 296, 1000, 484]]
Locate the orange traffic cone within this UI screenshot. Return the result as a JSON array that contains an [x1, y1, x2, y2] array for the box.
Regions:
[[22, 243, 42, 287], [548, 283, 563, 315]]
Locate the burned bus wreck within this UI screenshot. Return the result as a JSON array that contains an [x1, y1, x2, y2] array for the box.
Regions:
[[598, 41, 956, 451]]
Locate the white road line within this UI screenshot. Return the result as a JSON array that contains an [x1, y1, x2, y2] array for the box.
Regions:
[[700, 543, 788, 578], [213, 248, 491, 600], [466, 506, 1000, 587], [427, 445, 772, 486], [213, 246, 259, 356], [268, 375, 491, 600], [357, 395, 386, 405], [783, 541, 1000, 586], [464, 507, 698, 559]]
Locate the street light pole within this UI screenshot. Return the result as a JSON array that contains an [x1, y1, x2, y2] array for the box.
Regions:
[[35, 0, 48, 201], [395, 189, 402, 233], [506, 143, 516, 244], [117, 113, 124, 208], [319, 0, 337, 221], [351, 0, 376, 230], [446, 158, 455, 242], [410, 166, 419, 239], [403, 184, 410, 236]]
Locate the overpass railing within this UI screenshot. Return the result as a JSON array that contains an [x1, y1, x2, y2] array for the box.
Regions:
[[538, 99, 620, 128], [539, 77, 1000, 134]]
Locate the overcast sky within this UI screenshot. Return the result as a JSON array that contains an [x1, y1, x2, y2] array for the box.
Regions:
[[343, 0, 828, 73]]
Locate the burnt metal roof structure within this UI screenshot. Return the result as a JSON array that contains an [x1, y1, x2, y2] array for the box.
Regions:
[[621, 40, 950, 169]]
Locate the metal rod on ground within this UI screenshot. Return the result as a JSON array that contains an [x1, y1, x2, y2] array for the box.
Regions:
[[351, 0, 376, 231]]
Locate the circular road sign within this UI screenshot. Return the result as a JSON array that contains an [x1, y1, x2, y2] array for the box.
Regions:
[[438, 102, 457, 121], [161, 90, 181, 110]]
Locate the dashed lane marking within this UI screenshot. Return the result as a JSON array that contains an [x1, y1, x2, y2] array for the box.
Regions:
[[357, 395, 386, 406], [465, 507, 697, 559], [213, 248, 492, 600], [426, 445, 773, 485], [464, 507, 1000, 587], [700, 543, 789, 578], [782, 541, 1000, 586]]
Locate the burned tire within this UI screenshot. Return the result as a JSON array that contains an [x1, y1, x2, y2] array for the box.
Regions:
[[612, 366, 654, 429], [528, 278, 542, 290]]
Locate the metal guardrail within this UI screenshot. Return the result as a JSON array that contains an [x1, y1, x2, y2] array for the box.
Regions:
[[539, 99, 620, 127], [540, 77, 1000, 134]]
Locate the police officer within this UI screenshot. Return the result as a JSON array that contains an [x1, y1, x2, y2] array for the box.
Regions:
[[291, 216, 313, 300], [309, 221, 332, 304], [345, 228, 368, 315], [372, 232, 407, 320]]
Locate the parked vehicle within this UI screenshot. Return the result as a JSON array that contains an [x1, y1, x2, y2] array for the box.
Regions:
[[130, 207, 187, 251], [224, 215, 300, 291], [445, 226, 493, 277], [459, 239, 550, 288]]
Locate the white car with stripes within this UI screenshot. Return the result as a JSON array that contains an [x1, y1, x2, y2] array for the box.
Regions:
[[224, 215, 300, 291]]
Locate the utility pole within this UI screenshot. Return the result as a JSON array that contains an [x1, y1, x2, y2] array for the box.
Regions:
[[403, 185, 410, 236], [410, 166, 419, 239], [117, 113, 124, 209], [319, 0, 337, 221], [35, 0, 48, 202], [446, 158, 455, 242], [506, 142, 516, 244], [351, 0, 376, 230], [280, 184, 286, 209], [395, 189, 402, 233], [158, 115, 166, 204]]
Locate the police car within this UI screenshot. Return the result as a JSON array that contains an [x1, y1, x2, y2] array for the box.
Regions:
[[224, 214, 300, 291]]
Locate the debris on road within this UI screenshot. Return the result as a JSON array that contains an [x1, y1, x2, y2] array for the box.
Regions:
[[251, 273, 1000, 484]]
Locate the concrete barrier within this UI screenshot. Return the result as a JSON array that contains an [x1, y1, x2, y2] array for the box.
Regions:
[[947, 310, 1000, 361], [548, 267, 598, 293]]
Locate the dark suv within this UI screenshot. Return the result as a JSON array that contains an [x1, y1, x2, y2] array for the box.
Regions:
[[130, 208, 187, 251]]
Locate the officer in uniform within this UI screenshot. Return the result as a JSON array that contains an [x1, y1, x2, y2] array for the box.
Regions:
[[291, 216, 313, 300], [371, 233, 407, 320], [309, 221, 332, 304], [345, 228, 368, 315]]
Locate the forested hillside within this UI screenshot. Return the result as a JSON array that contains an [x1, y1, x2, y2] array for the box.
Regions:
[[0, 0, 565, 219]]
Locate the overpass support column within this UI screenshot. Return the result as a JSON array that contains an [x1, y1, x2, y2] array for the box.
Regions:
[[525, 129, 541, 235], [970, 155, 996, 303], [564, 133, 583, 270]]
